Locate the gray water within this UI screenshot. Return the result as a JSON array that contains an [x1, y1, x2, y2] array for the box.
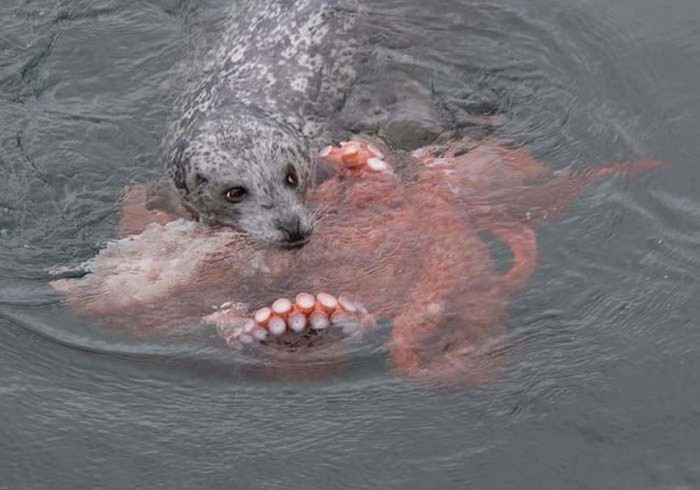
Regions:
[[1, 0, 699, 488]]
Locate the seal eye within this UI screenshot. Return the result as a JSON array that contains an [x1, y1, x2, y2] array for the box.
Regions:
[[223, 186, 247, 203], [285, 165, 299, 189]]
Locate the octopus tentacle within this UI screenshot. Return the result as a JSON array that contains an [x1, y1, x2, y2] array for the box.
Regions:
[[476, 220, 539, 295], [386, 188, 496, 383], [205, 293, 373, 351], [317, 138, 393, 176], [388, 286, 508, 386], [495, 158, 666, 222]]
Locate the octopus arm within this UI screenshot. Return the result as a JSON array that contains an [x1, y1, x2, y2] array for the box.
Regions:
[[479, 158, 666, 223], [474, 218, 539, 295], [386, 191, 507, 385]]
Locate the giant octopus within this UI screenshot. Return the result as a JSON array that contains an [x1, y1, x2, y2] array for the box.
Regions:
[[52, 134, 661, 384]]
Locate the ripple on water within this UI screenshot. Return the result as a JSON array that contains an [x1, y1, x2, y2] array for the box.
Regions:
[[0, 0, 697, 480], [2, 0, 700, 487]]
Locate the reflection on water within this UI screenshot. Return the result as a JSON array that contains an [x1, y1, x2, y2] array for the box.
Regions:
[[1, 0, 699, 488]]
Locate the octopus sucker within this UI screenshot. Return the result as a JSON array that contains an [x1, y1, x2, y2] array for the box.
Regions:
[[205, 292, 371, 350]]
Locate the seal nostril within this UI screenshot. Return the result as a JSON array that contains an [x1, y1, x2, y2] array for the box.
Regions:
[[276, 216, 311, 246]]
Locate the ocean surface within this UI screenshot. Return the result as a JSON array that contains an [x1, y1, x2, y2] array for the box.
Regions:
[[1, 0, 699, 488]]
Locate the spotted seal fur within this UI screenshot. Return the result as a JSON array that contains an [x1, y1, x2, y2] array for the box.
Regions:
[[161, 0, 363, 248], [159, 0, 503, 248]]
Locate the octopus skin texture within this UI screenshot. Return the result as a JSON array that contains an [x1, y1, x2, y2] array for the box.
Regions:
[[52, 136, 663, 385]]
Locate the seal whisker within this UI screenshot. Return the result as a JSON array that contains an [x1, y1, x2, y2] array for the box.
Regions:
[[313, 202, 333, 219], [311, 204, 332, 228]]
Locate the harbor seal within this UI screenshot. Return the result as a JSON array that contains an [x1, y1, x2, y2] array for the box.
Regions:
[[161, 0, 365, 248], [159, 0, 506, 248]]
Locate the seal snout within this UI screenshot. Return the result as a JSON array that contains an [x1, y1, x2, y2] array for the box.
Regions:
[[276, 215, 312, 249]]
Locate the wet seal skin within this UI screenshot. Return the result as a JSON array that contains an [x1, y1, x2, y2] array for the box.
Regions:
[[159, 0, 506, 247], [161, 0, 365, 248]]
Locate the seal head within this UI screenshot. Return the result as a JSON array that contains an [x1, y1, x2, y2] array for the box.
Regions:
[[168, 104, 314, 248]]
